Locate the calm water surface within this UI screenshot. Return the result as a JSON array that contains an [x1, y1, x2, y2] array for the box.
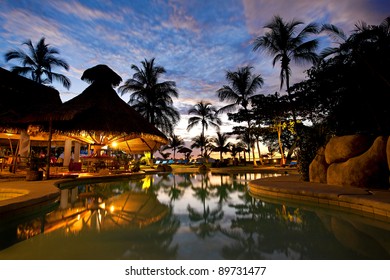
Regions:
[[0, 172, 389, 260]]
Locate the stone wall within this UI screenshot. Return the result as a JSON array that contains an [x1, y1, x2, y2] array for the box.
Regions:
[[309, 135, 390, 189]]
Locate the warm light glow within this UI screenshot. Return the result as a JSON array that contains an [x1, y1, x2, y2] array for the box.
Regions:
[[78, 173, 94, 177], [111, 142, 118, 148], [142, 176, 151, 190], [110, 205, 115, 213]]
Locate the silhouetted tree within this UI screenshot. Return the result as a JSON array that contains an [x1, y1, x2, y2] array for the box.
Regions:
[[119, 58, 180, 135], [4, 37, 71, 89]]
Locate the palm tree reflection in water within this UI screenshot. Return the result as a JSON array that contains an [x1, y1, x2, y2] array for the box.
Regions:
[[187, 173, 224, 239], [2, 173, 390, 259]]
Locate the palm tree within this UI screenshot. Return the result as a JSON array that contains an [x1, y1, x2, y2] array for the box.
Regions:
[[229, 143, 246, 165], [236, 141, 247, 163], [118, 58, 180, 135], [235, 134, 250, 164], [4, 37, 71, 89], [250, 124, 265, 165], [217, 66, 263, 113], [167, 134, 184, 160], [217, 66, 263, 166], [187, 101, 221, 157], [252, 15, 319, 125], [158, 145, 171, 160], [191, 135, 212, 160], [210, 132, 231, 161], [321, 17, 390, 88]]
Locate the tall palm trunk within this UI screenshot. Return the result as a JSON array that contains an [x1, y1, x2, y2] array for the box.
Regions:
[[284, 64, 300, 143], [251, 140, 257, 166], [277, 121, 286, 165], [256, 137, 263, 165], [247, 119, 257, 167], [201, 126, 205, 158]]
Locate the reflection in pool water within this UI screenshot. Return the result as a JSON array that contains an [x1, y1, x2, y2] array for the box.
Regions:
[[0, 172, 389, 260]]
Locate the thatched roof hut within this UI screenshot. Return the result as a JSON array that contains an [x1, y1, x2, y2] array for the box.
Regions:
[[30, 65, 168, 153], [0, 67, 62, 127], [0, 65, 167, 154]]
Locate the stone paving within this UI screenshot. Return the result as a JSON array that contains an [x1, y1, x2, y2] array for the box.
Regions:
[[0, 175, 60, 216]]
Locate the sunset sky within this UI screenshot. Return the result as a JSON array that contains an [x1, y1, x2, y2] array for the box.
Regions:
[[1, 0, 389, 154]]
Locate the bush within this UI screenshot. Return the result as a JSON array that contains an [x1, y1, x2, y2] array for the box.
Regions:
[[297, 125, 330, 181]]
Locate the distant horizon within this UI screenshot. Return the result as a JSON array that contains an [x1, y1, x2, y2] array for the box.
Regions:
[[1, 0, 389, 157]]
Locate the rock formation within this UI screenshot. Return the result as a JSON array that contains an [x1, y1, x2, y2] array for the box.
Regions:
[[309, 147, 328, 183], [324, 135, 373, 164], [310, 135, 390, 189]]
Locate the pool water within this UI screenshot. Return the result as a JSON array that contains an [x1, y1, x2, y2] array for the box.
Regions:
[[0, 172, 389, 260]]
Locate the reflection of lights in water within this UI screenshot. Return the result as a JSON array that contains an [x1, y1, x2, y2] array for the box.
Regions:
[[98, 210, 102, 224], [142, 177, 151, 189], [276, 205, 303, 224]]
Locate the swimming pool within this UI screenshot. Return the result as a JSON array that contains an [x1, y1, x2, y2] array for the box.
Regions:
[[0, 172, 389, 259]]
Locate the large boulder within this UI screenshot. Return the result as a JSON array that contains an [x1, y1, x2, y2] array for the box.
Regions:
[[325, 135, 373, 165], [327, 136, 389, 188], [309, 146, 328, 183]]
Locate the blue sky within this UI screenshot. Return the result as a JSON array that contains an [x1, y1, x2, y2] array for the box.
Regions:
[[1, 0, 389, 150]]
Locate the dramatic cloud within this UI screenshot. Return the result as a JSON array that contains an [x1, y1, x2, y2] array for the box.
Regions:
[[243, 0, 388, 36], [1, 0, 389, 152]]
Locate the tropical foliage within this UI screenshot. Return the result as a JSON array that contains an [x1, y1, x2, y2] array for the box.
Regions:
[[119, 58, 180, 135], [217, 66, 263, 114], [290, 16, 390, 178], [217, 66, 263, 166], [210, 132, 231, 161], [4, 37, 71, 89], [187, 101, 221, 157], [252, 15, 319, 127], [4, 15, 389, 180], [166, 134, 184, 160]]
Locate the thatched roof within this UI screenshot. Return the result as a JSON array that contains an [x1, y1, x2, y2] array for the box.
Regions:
[[0, 67, 62, 127], [29, 65, 168, 151], [0, 65, 168, 152]]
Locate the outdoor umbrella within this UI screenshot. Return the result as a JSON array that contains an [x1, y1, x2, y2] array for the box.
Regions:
[[177, 147, 192, 154], [177, 147, 192, 161]]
